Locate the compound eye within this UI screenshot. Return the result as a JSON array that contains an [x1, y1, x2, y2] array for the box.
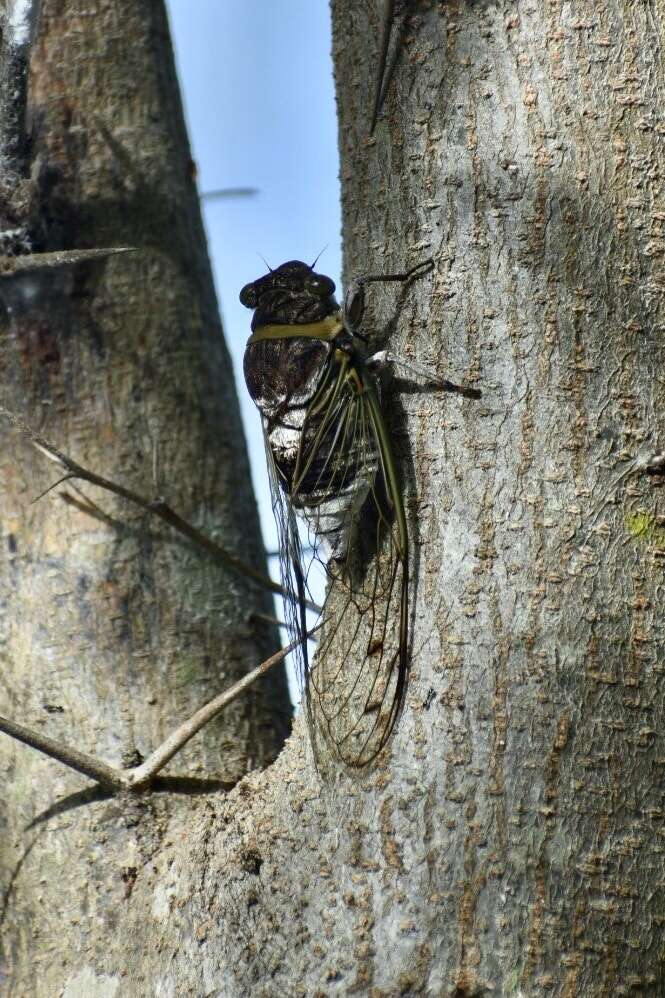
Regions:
[[307, 275, 336, 297], [239, 282, 258, 308]]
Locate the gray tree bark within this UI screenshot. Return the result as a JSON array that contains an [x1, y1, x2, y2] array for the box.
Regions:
[[0, 0, 290, 992], [2, 0, 665, 995]]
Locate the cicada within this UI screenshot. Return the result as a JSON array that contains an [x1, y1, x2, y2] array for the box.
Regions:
[[241, 259, 479, 767]]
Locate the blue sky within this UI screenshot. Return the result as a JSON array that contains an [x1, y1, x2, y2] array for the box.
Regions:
[[166, 2, 341, 697]]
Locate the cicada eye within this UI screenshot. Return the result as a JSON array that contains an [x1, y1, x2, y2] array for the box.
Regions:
[[307, 275, 336, 297], [239, 282, 258, 308]]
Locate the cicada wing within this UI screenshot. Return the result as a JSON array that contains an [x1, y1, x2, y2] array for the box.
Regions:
[[301, 373, 409, 769], [261, 422, 319, 692]]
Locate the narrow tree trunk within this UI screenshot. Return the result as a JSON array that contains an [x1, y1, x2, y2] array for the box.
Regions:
[[3, 1, 665, 995], [0, 1, 289, 991]]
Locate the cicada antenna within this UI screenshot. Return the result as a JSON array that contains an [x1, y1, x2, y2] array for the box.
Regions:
[[310, 245, 329, 269]]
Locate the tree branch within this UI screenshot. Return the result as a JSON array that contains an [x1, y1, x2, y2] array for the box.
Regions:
[[0, 403, 320, 612], [0, 713, 124, 789], [0, 247, 133, 278], [0, 638, 301, 792]]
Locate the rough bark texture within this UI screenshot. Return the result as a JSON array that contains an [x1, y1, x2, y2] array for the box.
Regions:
[[0, 1, 289, 993], [2, 0, 665, 995]]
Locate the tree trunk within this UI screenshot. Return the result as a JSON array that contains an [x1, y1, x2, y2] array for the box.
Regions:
[[0, 0, 290, 992], [3, 0, 665, 995]]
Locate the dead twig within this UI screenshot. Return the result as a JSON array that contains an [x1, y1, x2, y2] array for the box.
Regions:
[[0, 637, 301, 792], [0, 404, 321, 612], [0, 247, 133, 278]]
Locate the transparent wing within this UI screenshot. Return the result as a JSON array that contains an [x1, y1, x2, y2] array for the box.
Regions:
[[261, 425, 317, 693], [262, 351, 409, 769], [272, 356, 409, 768]]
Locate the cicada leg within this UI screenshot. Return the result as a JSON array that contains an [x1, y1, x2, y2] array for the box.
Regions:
[[342, 260, 481, 399], [343, 258, 434, 336], [366, 350, 481, 400]]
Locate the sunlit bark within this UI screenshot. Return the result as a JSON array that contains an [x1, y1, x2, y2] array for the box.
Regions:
[[2, 1, 665, 994]]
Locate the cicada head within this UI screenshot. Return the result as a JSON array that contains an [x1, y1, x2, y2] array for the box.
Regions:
[[239, 260, 338, 329], [241, 261, 341, 420]]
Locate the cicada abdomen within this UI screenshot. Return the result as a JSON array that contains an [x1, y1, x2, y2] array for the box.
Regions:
[[241, 260, 409, 767]]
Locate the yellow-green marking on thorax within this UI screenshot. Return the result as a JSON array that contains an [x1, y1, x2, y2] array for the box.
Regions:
[[248, 311, 343, 344]]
